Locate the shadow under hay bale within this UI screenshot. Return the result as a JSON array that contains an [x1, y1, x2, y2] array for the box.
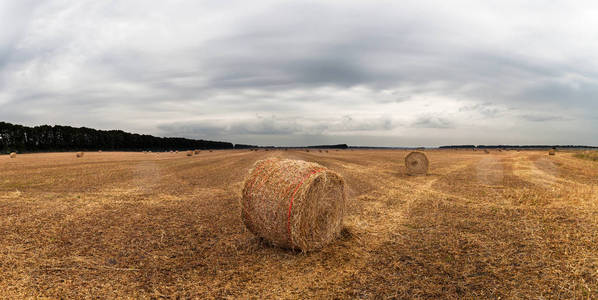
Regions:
[[405, 151, 429, 175], [241, 158, 346, 251]]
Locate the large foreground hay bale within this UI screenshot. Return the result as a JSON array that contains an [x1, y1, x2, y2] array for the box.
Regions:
[[241, 158, 346, 251], [76, 152, 84, 158], [405, 151, 429, 175], [9, 152, 16, 158]]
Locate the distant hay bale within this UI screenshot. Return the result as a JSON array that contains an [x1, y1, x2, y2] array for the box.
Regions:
[[209, 150, 213, 153], [405, 151, 429, 175], [9, 152, 16, 158], [241, 158, 346, 251], [76, 152, 84, 158], [549, 149, 556, 156], [186, 150, 193, 156], [194, 150, 200, 155], [484, 149, 490, 154], [98, 150, 102, 153]]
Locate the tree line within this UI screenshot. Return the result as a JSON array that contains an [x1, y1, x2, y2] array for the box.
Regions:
[[0, 122, 233, 153]]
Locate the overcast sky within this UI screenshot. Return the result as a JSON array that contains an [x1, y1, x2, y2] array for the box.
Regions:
[[1, 1, 597, 146]]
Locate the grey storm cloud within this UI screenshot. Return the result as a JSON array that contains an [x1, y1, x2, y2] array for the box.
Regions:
[[519, 114, 569, 122], [1, 0, 597, 146], [412, 115, 453, 129], [157, 115, 397, 140]]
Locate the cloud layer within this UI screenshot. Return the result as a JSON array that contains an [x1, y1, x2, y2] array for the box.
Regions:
[[1, 1, 597, 146]]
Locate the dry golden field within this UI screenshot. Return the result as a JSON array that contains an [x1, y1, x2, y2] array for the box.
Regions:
[[1, 149, 597, 298]]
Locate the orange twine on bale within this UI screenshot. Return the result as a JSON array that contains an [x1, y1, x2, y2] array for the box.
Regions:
[[286, 168, 325, 246]]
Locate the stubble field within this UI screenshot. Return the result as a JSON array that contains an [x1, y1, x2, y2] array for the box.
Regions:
[[1, 149, 597, 298]]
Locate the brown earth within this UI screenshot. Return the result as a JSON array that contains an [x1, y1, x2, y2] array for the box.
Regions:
[[1, 149, 597, 298]]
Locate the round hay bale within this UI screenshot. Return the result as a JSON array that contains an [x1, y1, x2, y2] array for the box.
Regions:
[[194, 150, 200, 155], [548, 149, 556, 156], [9, 152, 16, 158], [405, 151, 429, 175], [241, 158, 346, 251], [76, 152, 84, 158], [186, 150, 193, 156]]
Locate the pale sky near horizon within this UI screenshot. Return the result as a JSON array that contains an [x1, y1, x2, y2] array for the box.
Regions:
[[1, 1, 597, 146]]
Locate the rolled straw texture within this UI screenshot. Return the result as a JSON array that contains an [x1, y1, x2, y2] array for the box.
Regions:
[[241, 158, 345, 251], [405, 151, 429, 175]]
